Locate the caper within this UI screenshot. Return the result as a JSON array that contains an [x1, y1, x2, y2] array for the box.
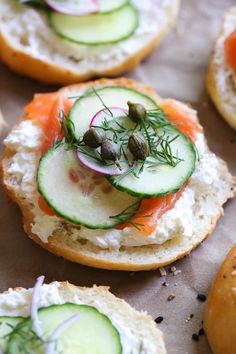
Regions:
[[83, 128, 105, 148], [101, 140, 121, 162], [128, 132, 149, 161], [127, 101, 147, 123]]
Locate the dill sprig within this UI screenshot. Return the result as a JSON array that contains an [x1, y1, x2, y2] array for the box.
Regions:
[[2, 320, 44, 353], [52, 110, 83, 151], [109, 201, 153, 231]]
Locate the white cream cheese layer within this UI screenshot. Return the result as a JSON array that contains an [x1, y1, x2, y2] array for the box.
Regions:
[[0, 0, 175, 72], [0, 282, 154, 354], [3, 119, 228, 250]]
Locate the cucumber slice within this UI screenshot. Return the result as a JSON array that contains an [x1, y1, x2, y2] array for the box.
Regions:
[[45, 0, 129, 15], [49, 4, 138, 45], [109, 126, 196, 197], [0, 316, 24, 351], [69, 86, 158, 140], [7, 304, 122, 354], [37, 144, 139, 229]]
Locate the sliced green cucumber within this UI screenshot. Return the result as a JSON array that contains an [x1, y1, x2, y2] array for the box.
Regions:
[[109, 126, 196, 197], [49, 4, 138, 45], [69, 86, 158, 140], [7, 304, 122, 354], [37, 144, 139, 229], [0, 316, 24, 351]]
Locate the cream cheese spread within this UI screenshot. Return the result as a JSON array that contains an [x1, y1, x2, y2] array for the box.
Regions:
[[3, 119, 227, 250], [0, 282, 154, 354]]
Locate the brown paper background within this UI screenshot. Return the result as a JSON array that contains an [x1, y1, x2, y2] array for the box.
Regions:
[[0, 0, 236, 353]]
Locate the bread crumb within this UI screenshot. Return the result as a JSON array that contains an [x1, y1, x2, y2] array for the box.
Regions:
[[159, 267, 167, 277]]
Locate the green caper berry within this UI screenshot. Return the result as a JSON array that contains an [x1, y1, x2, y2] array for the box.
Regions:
[[128, 132, 149, 161], [101, 141, 121, 161], [127, 101, 147, 123], [83, 128, 105, 148]]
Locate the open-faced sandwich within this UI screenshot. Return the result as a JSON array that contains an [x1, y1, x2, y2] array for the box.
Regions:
[[204, 244, 236, 354], [207, 6, 236, 130], [1, 78, 235, 271], [0, 276, 166, 353], [0, 0, 179, 84]]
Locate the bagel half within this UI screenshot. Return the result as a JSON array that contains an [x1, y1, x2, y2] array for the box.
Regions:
[[204, 244, 236, 354], [1, 78, 235, 271], [0, 0, 180, 84], [0, 280, 166, 353], [207, 6, 236, 130]]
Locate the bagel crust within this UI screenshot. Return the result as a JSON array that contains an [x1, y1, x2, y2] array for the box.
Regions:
[[1, 78, 236, 271], [0, 0, 180, 84], [204, 244, 236, 354]]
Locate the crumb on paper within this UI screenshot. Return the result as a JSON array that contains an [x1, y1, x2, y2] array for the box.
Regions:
[[176, 26, 185, 37], [0, 108, 6, 132], [162, 282, 169, 287], [170, 266, 182, 276], [159, 267, 167, 277]]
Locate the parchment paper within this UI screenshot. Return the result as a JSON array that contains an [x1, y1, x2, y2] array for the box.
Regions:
[[0, 1, 236, 353]]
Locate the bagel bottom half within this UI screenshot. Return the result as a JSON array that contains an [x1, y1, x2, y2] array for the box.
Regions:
[[204, 244, 236, 354], [1, 78, 236, 271]]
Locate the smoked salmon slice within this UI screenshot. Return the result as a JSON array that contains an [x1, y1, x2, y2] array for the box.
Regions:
[[225, 30, 236, 72]]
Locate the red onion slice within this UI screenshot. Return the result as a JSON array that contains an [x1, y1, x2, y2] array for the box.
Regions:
[[77, 147, 123, 176], [89, 107, 128, 128], [45, 314, 80, 354], [77, 107, 130, 176], [45, 0, 99, 16], [30, 275, 45, 339]]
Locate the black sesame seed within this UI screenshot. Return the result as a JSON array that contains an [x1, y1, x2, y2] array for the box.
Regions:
[[197, 294, 207, 302], [155, 316, 164, 324], [192, 333, 199, 342], [190, 313, 194, 319], [198, 328, 205, 336]]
